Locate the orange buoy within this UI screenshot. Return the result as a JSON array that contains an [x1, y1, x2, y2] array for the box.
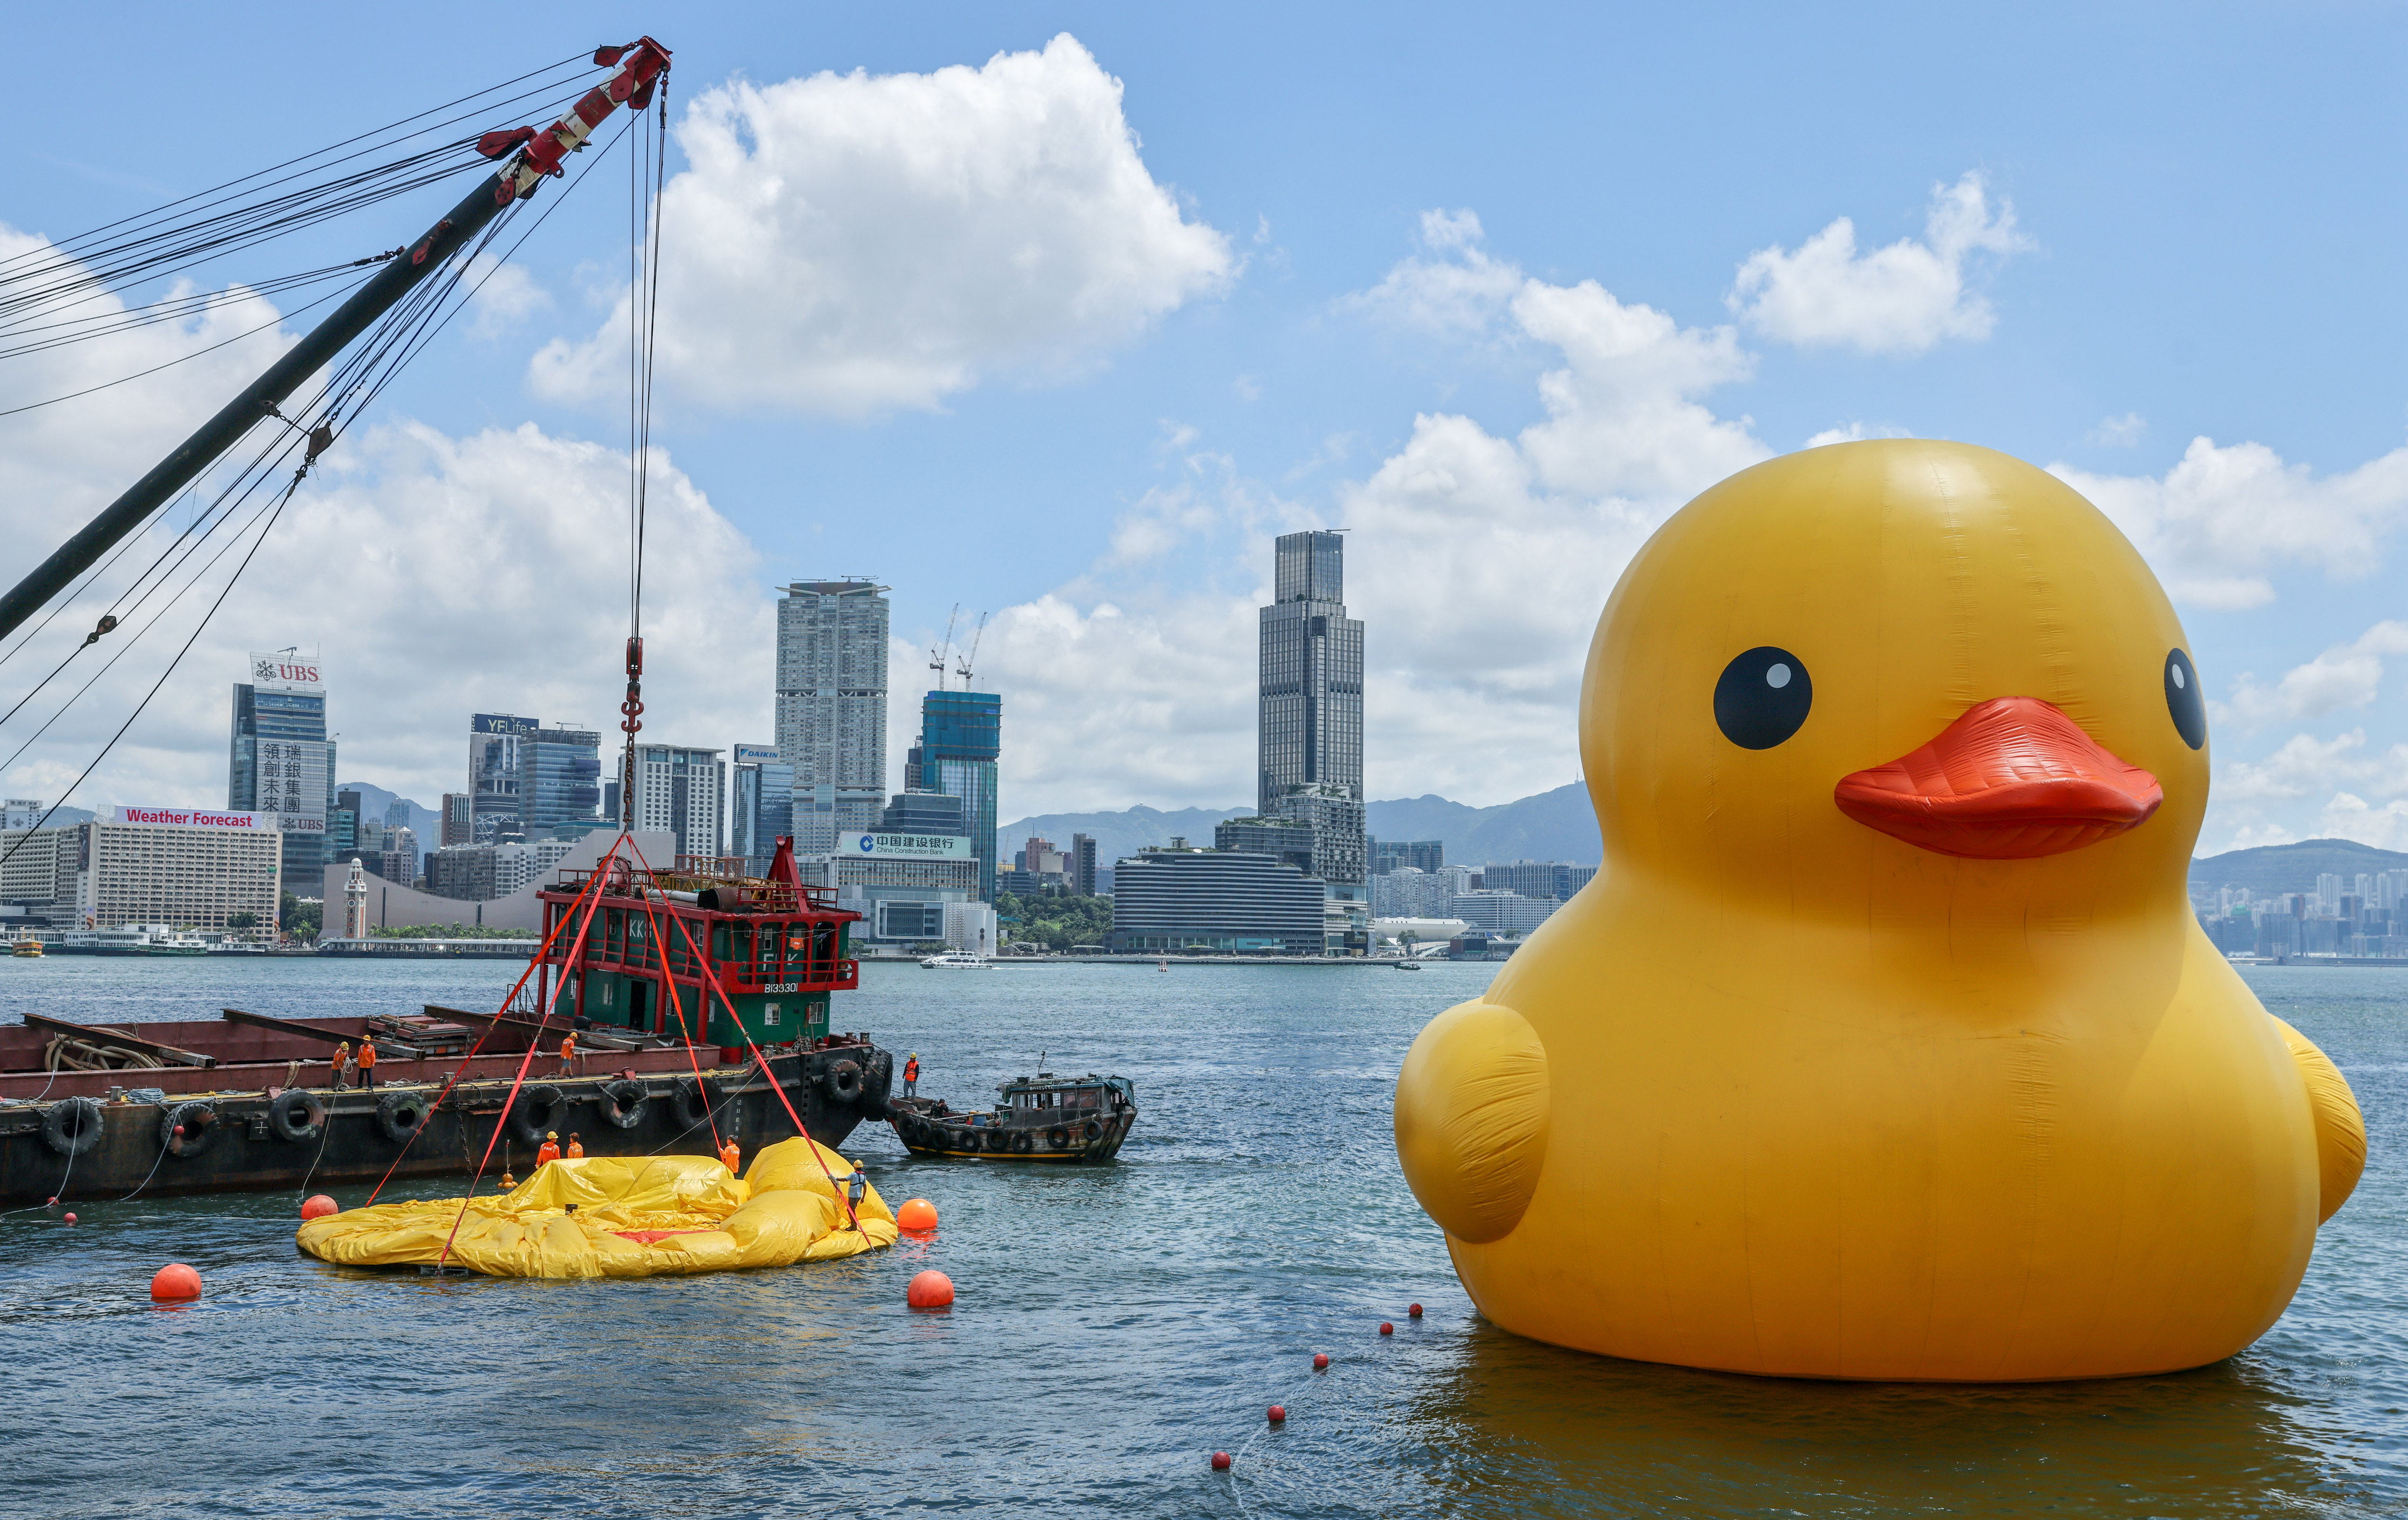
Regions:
[[150, 1263, 201, 1301], [1267, 1404, 1286, 1423], [897, 1197, 939, 1232], [1379, 1321, 1394, 1335], [300, 1195, 338, 1220], [1211, 1451, 1231, 1471], [1312, 1353, 1330, 1371], [1409, 1302, 1423, 1318], [907, 1268, 954, 1308]]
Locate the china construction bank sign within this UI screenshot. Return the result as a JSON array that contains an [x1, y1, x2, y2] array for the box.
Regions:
[[108, 807, 275, 831]]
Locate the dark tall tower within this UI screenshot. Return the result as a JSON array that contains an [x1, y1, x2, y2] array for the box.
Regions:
[[1257, 532, 1364, 813]]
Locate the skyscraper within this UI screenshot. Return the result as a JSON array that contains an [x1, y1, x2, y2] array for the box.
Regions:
[[469, 713, 539, 841], [517, 727, 603, 836], [729, 743, 795, 877], [627, 743, 726, 860], [228, 650, 334, 883], [1257, 533, 1367, 935], [776, 580, 889, 852], [910, 689, 1000, 902]]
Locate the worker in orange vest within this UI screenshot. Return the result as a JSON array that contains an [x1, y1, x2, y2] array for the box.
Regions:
[[566, 1133, 585, 1160], [719, 1137, 741, 1174], [558, 1032, 577, 1077], [329, 1040, 350, 1091], [536, 1131, 562, 1167], [356, 1035, 377, 1092], [903, 1053, 920, 1098]]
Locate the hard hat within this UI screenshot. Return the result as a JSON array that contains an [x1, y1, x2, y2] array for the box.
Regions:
[[546, 1131, 557, 1140]]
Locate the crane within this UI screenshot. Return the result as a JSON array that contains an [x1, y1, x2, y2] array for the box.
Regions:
[[953, 612, 987, 691], [928, 604, 960, 691]]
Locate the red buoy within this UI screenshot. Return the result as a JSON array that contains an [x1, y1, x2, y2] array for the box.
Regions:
[[907, 1268, 954, 1308], [897, 1197, 939, 1232], [150, 1263, 201, 1301], [1211, 1451, 1231, 1471], [1267, 1404, 1286, 1424], [1379, 1321, 1394, 1335], [1312, 1352, 1330, 1371], [300, 1195, 338, 1220], [62, 1212, 76, 1225], [1409, 1302, 1423, 1318]]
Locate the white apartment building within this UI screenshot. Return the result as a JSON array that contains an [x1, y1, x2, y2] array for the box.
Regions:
[[77, 806, 283, 931], [627, 744, 726, 861]]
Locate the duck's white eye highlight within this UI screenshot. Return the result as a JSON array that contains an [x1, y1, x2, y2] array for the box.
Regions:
[[2170, 664, 2185, 690], [1766, 664, 1792, 689]]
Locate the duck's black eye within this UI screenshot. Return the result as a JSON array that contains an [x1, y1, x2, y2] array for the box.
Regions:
[[1714, 646, 1812, 750], [2164, 648, 2206, 750]]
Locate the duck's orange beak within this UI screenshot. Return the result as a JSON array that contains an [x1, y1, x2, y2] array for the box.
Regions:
[[1833, 696, 2162, 860]]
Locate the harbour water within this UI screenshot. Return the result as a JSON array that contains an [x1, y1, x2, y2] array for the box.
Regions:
[[0, 956, 2400, 1518]]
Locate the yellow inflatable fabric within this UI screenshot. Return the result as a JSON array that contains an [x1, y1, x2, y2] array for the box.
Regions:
[[297, 1138, 900, 1278], [1395, 440, 2366, 1382]]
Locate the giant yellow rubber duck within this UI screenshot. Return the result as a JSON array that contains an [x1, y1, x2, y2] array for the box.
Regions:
[[1395, 439, 2365, 1381]]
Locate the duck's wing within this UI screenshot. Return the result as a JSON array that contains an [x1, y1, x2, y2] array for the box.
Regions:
[[1394, 1000, 1551, 1244], [2271, 1016, 2366, 1225]]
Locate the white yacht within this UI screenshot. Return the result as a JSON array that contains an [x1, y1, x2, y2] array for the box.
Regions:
[[919, 951, 991, 970]]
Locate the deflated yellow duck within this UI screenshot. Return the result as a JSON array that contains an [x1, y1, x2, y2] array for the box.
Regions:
[[1395, 439, 2365, 1381]]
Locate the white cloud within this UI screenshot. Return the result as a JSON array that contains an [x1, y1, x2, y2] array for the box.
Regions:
[[2055, 437, 2408, 610], [964, 213, 1772, 811], [0, 419, 767, 816], [2216, 731, 2372, 803], [463, 256, 549, 339], [1728, 171, 2031, 355], [2215, 620, 2408, 729], [1806, 422, 1913, 449], [1340, 208, 1527, 339], [531, 34, 1233, 419], [2314, 793, 2408, 851], [2089, 412, 2146, 447]]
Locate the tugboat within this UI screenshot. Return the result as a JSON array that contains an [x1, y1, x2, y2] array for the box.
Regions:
[[888, 1071, 1137, 1161]]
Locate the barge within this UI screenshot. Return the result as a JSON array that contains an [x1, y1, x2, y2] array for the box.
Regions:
[[0, 842, 895, 1206]]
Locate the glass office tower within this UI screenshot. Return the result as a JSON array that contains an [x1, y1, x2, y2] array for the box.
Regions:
[[910, 689, 1000, 903], [775, 580, 889, 847], [517, 727, 603, 836], [730, 744, 796, 876], [229, 652, 335, 884]]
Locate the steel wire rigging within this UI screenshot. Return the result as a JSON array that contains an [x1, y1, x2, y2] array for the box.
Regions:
[[0, 40, 672, 867]]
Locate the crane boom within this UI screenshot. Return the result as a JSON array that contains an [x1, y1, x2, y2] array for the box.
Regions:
[[0, 38, 673, 644]]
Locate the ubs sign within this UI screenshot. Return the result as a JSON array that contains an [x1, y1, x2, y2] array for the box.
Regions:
[[249, 652, 324, 695]]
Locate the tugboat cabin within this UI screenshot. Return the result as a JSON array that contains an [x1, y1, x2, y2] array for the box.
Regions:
[[537, 840, 859, 1049]]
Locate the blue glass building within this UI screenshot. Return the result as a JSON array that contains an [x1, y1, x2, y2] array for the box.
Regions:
[[909, 690, 1000, 903], [517, 727, 602, 837], [229, 674, 335, 884], [730, 744, 796, 876]]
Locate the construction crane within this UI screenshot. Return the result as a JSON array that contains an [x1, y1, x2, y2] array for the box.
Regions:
[[928, 604, 960, 691], [953, 612, 987, 691]]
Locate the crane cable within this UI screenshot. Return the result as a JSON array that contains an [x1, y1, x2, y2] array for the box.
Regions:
[[619, 77, 668, 825], [0, 109, 639, 869]]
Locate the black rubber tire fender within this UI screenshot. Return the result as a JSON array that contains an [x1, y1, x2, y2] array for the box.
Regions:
[[376, 1090, 428, 1145], [509, 1083, 563, 1144], [269, 1088, 325, 1143], [821, 1058, 863, 1105], [1047, 1127, 1069, 1149], [40, 1095, 104, 1158], [1083, 1120, 1102, 1141], [953, 1130, 977, 1153], [159, 1101, 218, 1159], [860, 1048, 893, 1108], [599, 1079, 648, 1130], [1011, 1130, 1033, 1155], [670, 1077, 715, 1133]]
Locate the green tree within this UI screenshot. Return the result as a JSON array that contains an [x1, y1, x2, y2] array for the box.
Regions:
[[226, 911, 258, 930], [995, 891, 1114, 952]]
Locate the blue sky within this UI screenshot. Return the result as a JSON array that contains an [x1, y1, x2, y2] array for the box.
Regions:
[[3, 2, 2404, 853]]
